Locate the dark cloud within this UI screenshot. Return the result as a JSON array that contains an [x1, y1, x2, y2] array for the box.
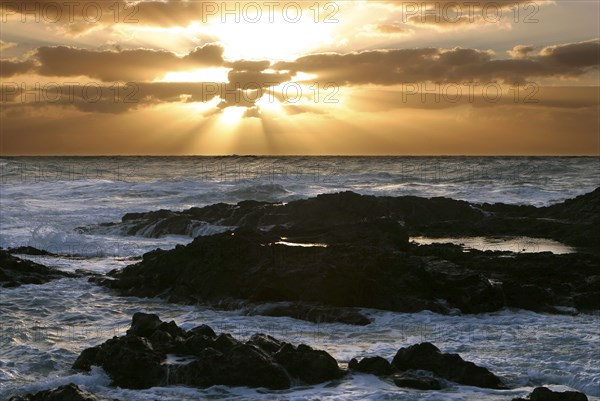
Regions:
[[32, 44, 224, 81], [0, 79, 300, 114], [540, 40, 600, 68], [0, 81, 225, 113], [227, 70, 292, 88], [227, 60, 272, 71], [0, 0, 326, 33], [404, 13, 483, 28], [0, 59, 36, 77], [274, 39, 600, 85]]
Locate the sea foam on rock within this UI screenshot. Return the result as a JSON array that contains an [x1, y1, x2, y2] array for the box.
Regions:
[[348, 342, 504, 390], [72, 313, 342, 390], [73, 314, 509, 392]]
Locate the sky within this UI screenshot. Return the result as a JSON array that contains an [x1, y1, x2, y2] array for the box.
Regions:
[[0, 0, 599, 155]]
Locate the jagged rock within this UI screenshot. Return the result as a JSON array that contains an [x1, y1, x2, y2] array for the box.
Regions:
[[76, 335, 166, 389], [7, 246, 56, 256], [348, 356, 393, 376], [73, 313, 340, 390], [392, 342, 503, 389], [512, 386, 589, 401], [273, 343, 342, 384], [8, 383, 117, 401], [170, 343, 292, 389], [81, 189, 599, 249], [92, 190, 598, 316], [101, 220, 514, 315], [0, 249, 76, 287]]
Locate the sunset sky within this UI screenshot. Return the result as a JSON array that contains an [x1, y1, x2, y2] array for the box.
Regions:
[[1, 0, 599, 155]]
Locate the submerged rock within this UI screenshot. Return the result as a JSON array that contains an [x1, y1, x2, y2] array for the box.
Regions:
[[512, 386, 589, 401], [393, 372, 443, 390], [73, 313, 341, 390], [8, 384, 117, 401], [246, 302, 371, 325], [392, 342, 504, 389], [0, 249, 75, 287]]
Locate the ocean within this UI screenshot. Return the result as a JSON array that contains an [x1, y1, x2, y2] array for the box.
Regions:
[[1, 156, 599, 400]]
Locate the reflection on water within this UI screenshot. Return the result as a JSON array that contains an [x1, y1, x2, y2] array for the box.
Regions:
[[411, 236, 576, 254]]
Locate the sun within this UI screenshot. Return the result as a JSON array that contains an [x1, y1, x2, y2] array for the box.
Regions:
[[204, 10, 338, 60], [220, 107, 246, 124]]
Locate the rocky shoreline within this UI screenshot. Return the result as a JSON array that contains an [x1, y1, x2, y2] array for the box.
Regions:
[[88, 189, 599, 321], [3, 190, 598, 400], [0, 249, 76, 287], [8, 313, 590, 401], [80, 188, 600, 248]]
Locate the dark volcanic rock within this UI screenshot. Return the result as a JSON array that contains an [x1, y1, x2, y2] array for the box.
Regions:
[[349, 356, 393, 376], [273, 343, 342, 384], [73, 335, 166, 389], [73, 313, 340, 390], [393, 372, 443, 390], [81, 189, 599, 248], [512, 386, 589, 401], [392, 342, 503, 389], [101, 219, 511, 315], [477, 188, 600, 248], [7, 246, 56, 256], [8, 383, 117, 401], [170, 343, 292, 389], [83, 191, 481, 238], [0, 249, 75, 287], [94, 189, 599, 316]]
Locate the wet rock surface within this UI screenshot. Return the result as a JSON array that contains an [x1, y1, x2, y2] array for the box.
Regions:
[[392, 342, 504, 389], [73, 314, 508, 392], [8, 384, 118, 401], [0, 249, 76, 287], [512, 386, 589, 401], [350, 342, 503, 390], [80, 189, 600, 248], [245, 302, 371, 325], [90, 190, 598, 317], [392, 372, 443, 390], [72, 313, 342, 390]]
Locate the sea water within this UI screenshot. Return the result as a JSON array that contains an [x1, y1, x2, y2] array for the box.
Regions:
[[1, 156, 599, 400]]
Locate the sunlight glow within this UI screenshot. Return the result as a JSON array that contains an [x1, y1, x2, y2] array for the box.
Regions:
[[159, 68, 230, 83], [220, 107, 246, 124], [205, 17, 338, 60]]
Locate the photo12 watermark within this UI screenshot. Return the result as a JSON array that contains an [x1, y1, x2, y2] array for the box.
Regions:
[[1, 1, 341, 25]]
